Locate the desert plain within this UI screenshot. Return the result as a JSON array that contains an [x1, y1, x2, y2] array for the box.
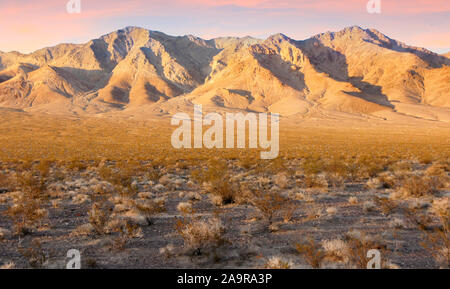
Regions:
[[0, 26, 448, 269]]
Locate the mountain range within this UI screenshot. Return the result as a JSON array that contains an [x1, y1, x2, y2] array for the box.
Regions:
[[0, 26, 449, 121]]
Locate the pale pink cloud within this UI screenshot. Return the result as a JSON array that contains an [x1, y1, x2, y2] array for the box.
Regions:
[[0, 0, 145, 21], [407, 32, 450, 50], [0, 0, 146, 53], [0, 0, 61, 16], [179, 0, 450, 13], [0, 0, 448, 53]]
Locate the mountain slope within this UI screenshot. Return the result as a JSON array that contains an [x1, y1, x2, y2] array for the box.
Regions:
[[189, 33, 384, 115], [296, 27, 449, 107], [0, 27, 223, 110]]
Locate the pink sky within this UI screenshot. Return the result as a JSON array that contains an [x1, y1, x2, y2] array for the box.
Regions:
[[0, 0, 449, 54]]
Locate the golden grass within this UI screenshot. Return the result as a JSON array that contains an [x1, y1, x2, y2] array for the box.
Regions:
[[0, 111, 448, 166]]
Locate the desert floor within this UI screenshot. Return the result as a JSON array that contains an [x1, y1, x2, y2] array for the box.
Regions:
[[0, 110, 448, 269]]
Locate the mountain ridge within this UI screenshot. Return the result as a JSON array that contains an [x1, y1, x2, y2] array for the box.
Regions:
[[0, 26, 449, 121]]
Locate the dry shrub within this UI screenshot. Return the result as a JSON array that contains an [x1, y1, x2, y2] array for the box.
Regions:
[[321, 239, 350, 263], [302, 174, 328, 189], [147, 165, 163, 182], [184, 191, 202, 201], [190, 159, 226, 185], [400, 175, 442, 197], [426, 174, 448, 191], [0, 261, 15, 269], [344, 232, 387, 269], [363, 200, 377, 212], [238, 154, 256, 170], [326, 206, 338, 215], [422, 223, 448, 268], [282, 202, 299, 223], [360, 157, 386, 178], [192, 159, 237, 205], [389, 217, 406, 229], [92, 181, 114, 199], [135, 198, 166, 224], [72, 223, 95, 237], [304, 204, 324, 221], [348, 196, 358, 205], [262, 157, 290, 175], [425, 163, 447, 177], [209, 194, 224, 206], [66, 159, 88, 171], [366, 177, 382, 189], [406, 199, 449, 268], [295, 238, 325, 268], [4, 172, 48, 235], [404, 207, 434, 231], [431, 198, 449, 217], [0, 194, 9, 205], [0, 172, 12, 190], [98, 163, 138, 197], [250, 191, 293, 226], [110, 219, 143, 251], [159, 244, 176, 258], [321, 234, 389, 268], [291, 191, 314, 202], [368, 172, 397, 189], [345, 159, 363, 182], [324, 158, 348, 187], [18, 239, 48, 269], [208, 179, 238, 205], [89, 202, 112, 235], [175, 217, 227, 255], [18, 161, 33, 172], [0, 227, 11, 240], [85, 258, 99, 269], [36, 160, 51, 179], [273, 173, 289, 189], [264, 256, 292, 269], [373, 196, 397, 215], [325, 172, 345, 189], [233, 186, 255, 205], [177, 202, 194, 214], [72, 194, 89, 205], [302, 157, 325, 175], [389, 160, 412, 173], [418, 154, 434, 165]]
